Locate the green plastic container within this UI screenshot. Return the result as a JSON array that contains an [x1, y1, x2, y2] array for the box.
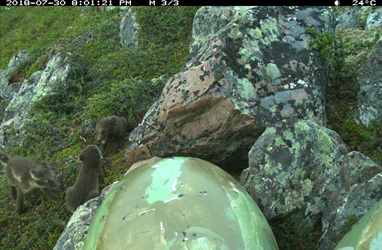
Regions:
[[84, 157, 278, 250]]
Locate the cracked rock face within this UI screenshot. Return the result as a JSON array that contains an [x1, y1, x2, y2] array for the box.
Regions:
[[127, 6, 336, 170]]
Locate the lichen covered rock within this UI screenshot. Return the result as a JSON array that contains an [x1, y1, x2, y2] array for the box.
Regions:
[[355, 37, 382, 125], [240, 119, 382, 248], [365, 7, 382, 30], [119, 8, 139, 48], [240, 120, 347, 223], [54, 195, 105, 250], [320, 151, 382, 249], [0, 51, 71, 148], [84, 157, 278, 249], [127, 6, 336, 170], [0, 50, 28, 98]]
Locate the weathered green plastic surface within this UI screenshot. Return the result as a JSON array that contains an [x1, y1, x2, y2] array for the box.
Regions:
[[84, 157, 278, 249]]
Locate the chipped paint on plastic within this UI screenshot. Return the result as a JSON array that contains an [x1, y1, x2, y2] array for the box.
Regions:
[[84, 157, 278, 250], [146, 158, 183, 205]]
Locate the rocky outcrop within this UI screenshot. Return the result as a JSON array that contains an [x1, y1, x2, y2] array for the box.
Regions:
[[56, 127, 381, 249], [335, 7, 363, 30], [0, 50, 70, 148], [365, 7, 382, 30], [53, 194, 105, 250], [55, 157, 279, 249], [0, 50, 27, 101], [127, 6, 336, 170], [336, 6, 382, 30], [119, 7, 138, 48], [355, 37, 382, 125], [334, 7, 382, 126], [320, 151, 382, 249], [240, 120, 348, 223], [239, 120, 382, 249]]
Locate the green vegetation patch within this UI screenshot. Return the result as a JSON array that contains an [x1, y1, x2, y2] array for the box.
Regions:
[[307, 26, 381, 167], [340, 119, 382, 165], [0, 6, 199, 249], [85, 77, 166, 119], [0, 7, 83, 69]]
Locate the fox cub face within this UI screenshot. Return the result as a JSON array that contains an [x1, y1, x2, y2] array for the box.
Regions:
[[95, 116, 128, 154], [96, 121, 112, 144], [28, 162, 60, 190]]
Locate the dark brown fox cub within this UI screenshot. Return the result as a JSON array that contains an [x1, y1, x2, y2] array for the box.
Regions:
[[65, 145, 103, 213], [95, 115, 128, 155], [0, 151, 59, 214]]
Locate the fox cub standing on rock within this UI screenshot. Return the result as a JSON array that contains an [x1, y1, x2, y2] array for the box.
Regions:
[[95, 115, 128, 155], [65, 145, 103, 213], [0, 151, 59, 214]]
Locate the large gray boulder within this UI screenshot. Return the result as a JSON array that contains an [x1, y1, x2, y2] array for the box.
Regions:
[[127, 6, 336, 170], [240, 120, 348, 223], [240, 120, 382, 249]]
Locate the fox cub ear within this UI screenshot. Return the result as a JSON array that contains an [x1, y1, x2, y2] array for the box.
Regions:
[[0, 151, 10, 163], [110, 117, 117, 126], [40, 161, 50, 169]]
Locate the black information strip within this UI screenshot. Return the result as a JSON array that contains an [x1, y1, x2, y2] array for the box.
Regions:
[[2, 0, 380, 6]]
